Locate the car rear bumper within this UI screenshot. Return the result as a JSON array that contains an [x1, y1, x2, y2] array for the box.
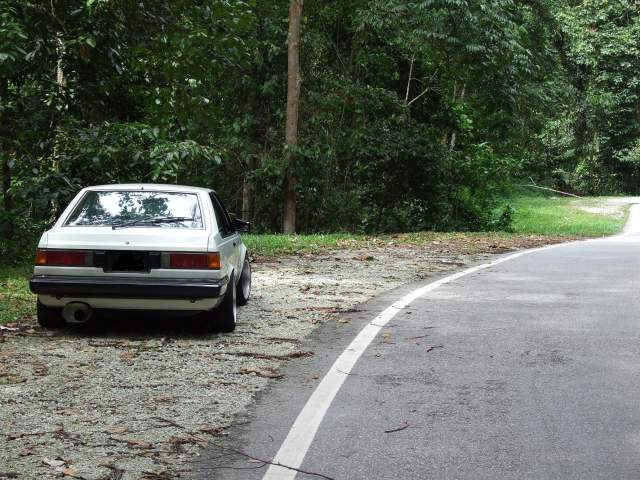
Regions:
[[29, 275, 228, 300]]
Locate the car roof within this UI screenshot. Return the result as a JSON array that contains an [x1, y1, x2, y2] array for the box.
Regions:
[[81, 184, 215, 194]]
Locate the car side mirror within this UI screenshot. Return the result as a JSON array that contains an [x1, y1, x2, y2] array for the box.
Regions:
[[232, 218, 251, 233]]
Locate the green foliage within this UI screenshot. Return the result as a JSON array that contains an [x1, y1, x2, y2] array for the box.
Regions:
[[2, 0, 638, 239], [0, 264, 33, 325], [509, 195, 627, 237], [527, 0, 640, 194], [54, 122, 222, 185]]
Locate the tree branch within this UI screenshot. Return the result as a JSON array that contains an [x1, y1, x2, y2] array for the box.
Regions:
[[407, 85, 431, 106], [521, 178, 581, 197], [151, 417, 336, 480], [405, 55, 414, 103]]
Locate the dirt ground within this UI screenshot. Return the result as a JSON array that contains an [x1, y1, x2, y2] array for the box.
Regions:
[[0, 236, 570, 480]]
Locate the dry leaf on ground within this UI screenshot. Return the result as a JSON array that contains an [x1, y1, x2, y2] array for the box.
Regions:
[[239, 367, 283, 379], [119, 351, 135, 365], [125, 439, 153, 449]]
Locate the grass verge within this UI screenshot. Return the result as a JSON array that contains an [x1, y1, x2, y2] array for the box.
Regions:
[[0, 265, 33, 326], [508, 195, 627, 237], [244, 232, 568, 257]]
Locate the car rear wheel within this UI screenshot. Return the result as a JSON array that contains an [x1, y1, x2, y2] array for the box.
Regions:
[[236, 256, 251, 306], [216, 272, 237, 332], [37, 300, 65, 329]]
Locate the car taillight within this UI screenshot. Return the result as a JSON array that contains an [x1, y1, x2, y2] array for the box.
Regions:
[[35, 249, 47, 265], [35, 249, 87, 266], [169, 252, 220, 270]]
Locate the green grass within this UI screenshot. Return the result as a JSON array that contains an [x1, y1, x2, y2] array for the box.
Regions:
[[244, 233, 369, 256], [245, 196, 629, 257], [508, 196, 628, 237], [243, 230, 569, 259], [0, 265, 34, 326]]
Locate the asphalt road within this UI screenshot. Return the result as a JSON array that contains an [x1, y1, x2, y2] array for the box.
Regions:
[[195, 217, 640, 479]]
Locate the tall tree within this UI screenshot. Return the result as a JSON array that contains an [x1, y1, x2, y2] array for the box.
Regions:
[[283, 0, 303, 234]]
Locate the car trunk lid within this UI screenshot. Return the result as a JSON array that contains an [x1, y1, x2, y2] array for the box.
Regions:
[[46, 226, 210, 252]]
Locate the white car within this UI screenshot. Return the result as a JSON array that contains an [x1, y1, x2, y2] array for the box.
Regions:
[[29, 184, 251, 332]]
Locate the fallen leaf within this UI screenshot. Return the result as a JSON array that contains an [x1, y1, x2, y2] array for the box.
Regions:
[[152, 395, 175, 404], [120, 351, 135, 365], [354, 254, 375, 261], [19, 447, 34, 457], [169, 436, 198, 446], [200, 426, 226, 436], [239, 367, 283, 379], [62, 466, 77, 477], [125, 439, 153, 449], [108, 426, 129, 435]]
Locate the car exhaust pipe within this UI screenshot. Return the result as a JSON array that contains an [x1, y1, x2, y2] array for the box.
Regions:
[[62, 302, 93, 324]]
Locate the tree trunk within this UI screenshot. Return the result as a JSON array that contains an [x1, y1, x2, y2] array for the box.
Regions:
[[242, 181, 251, 221], [2, 157, 11, 219], [242, 157, 254, 221], [0, 148, 13, 238], [283, 0, 303, 234], [449, 82, 466, 151], [441, 82, 459, 147], [0, 78, 12, 238]]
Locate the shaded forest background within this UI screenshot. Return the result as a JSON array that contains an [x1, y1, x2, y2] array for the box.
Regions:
[[2, 0, 640, 238]]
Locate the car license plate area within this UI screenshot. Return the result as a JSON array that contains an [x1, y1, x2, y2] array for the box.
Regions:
[[101, 251, 159, 273]]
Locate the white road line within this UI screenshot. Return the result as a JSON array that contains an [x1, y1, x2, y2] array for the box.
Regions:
[[261, 229, 632, 480]]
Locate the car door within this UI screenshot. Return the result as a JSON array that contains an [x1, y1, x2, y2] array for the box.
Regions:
[[209, 193, 241, 280]]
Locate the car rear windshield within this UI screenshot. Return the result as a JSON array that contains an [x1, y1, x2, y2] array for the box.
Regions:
[[64, 190, 204, 228]]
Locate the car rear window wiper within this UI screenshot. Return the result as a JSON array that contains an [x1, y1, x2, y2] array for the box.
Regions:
[[111, 216, 196, 230]]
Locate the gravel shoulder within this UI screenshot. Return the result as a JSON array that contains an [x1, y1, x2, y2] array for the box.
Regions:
[[0, 236, 575, 480]]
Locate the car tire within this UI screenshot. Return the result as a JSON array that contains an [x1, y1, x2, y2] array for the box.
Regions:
[[37, 300, 65, 329], [236, 256, 251, 306], [217, 272, 237, 333]]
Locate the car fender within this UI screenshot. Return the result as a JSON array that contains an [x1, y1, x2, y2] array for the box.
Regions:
[[38, 231, 49, 249], [239, 242, 248, 267], [208, 232, 235, 283], [238, 243, 248, 283]]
